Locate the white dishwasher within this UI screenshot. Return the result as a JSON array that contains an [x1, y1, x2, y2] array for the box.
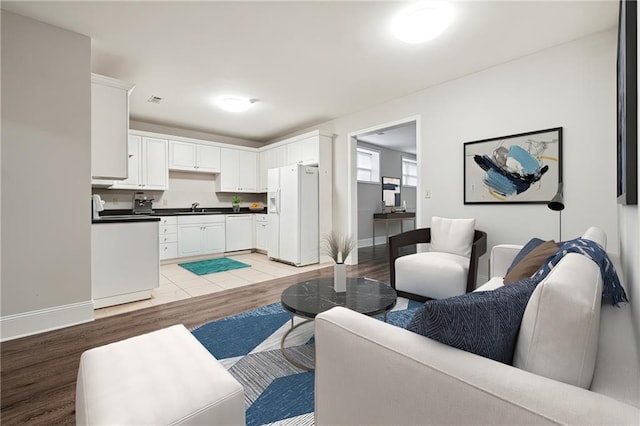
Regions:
[[225, 214, 253, 252]]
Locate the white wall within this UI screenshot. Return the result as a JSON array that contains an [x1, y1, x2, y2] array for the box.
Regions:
[[1, 12, 93, 339], [281, 29, 618, 282]]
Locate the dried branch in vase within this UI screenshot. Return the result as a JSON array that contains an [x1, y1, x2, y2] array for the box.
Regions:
[[322, 231, 355, 264]]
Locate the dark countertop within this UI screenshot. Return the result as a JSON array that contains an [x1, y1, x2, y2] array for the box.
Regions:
[[93, 207, 267, 224], [92, 215, 161, 224]]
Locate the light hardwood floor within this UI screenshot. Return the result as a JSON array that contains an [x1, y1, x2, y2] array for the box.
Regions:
[[1, 246, 394, 425]]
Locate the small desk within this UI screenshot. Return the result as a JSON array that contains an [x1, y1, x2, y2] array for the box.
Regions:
[[373, 212, 416, 246]]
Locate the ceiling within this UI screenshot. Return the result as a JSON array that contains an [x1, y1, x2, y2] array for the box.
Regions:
[[2, 1, 618, 143], [358, 121, 417, 155]]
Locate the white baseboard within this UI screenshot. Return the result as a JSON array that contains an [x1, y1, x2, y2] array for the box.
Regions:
[[93, 290, 151, 309], [0, 301, 94, 342], [358, 236, 388, 248]]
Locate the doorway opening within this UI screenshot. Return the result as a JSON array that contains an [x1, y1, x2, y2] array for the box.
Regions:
[[346, 116, 421, 265]]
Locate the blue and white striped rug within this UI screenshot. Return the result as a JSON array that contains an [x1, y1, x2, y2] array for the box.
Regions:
[[191, 297, 422, 426]]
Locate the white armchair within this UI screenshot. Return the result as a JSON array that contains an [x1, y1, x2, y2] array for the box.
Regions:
[[389, 217, 487, 301]]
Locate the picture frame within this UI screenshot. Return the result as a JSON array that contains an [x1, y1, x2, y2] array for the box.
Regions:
[[382, 176, 401, 207], [616, 0, 637, 205], [464, 127, 562, 204]]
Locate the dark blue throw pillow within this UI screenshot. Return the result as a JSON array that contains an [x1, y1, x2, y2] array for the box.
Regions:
[[507, 238, 545, 273], [406, 278, 539, 364]]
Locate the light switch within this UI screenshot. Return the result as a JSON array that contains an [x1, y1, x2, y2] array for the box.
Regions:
[[424, 189, 431, 199]]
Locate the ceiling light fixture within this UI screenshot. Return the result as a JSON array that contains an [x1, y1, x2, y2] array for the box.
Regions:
[[392, 1, 454, 44], [216, 96, 258, 112]]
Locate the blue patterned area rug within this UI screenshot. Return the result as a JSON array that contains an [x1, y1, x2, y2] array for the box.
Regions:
[[191, 297, 422, 426], [178, 257, 250, 275]]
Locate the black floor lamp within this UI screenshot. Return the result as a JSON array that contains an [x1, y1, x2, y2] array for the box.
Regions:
[[547, 183, 565, 241]]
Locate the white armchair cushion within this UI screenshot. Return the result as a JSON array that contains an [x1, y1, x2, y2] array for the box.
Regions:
[[513, 253, 603, 389], [430, 217, 476, 258], [582, 226, 607, 249], [395, 252, 469, 299]]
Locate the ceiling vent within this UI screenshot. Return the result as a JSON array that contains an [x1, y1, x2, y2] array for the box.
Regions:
[[147, 95, 163, 104]]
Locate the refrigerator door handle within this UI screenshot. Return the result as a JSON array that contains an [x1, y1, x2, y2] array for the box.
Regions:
[[276, 188, 281, 214]]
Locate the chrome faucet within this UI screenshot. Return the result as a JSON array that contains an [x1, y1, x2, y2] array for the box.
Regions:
[[191, 202, 200, 212]]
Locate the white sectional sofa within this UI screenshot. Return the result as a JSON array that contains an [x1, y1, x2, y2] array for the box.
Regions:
[[315, 227, 640, 425]]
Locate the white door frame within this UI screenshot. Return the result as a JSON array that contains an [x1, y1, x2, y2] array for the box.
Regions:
[[346, 115, 422, 265]]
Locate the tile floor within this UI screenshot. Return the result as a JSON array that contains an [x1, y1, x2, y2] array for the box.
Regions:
[[94, 252, 330, 319]]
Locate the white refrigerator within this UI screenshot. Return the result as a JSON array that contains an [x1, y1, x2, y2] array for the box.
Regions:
[[267, 164, 319, 266]]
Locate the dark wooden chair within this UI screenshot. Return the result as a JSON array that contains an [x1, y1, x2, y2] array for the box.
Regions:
[[388, 228, 487, 302]]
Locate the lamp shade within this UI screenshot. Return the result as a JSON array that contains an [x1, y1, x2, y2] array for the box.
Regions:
[[548, 183, 565, 211]]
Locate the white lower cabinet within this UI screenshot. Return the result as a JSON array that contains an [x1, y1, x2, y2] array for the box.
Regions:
[[254, 214, 268, 251], [91, 221, 159, 309], [177, 215, 226, 257], [159, 216, 178, 260]]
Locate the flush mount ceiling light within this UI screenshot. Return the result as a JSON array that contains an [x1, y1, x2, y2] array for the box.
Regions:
[[392, 1, 454, 44], [216, 96, 258, 112]]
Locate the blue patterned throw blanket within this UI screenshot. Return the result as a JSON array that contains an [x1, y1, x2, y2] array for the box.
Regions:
[[532, 238, 628, 306]]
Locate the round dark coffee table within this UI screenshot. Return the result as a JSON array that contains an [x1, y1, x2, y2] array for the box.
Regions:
[[280, 277, 397, 370]]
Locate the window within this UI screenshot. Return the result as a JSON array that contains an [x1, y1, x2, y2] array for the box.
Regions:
[[357, 146, 380, 183], [402, 157, 417, 187]]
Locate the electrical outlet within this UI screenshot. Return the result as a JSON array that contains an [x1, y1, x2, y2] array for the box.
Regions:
[[112, 197, 119, 205]]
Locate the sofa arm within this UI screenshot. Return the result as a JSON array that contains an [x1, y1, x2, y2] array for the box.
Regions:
[[490, 244, 522, 277], [314, 307, 640, 426]]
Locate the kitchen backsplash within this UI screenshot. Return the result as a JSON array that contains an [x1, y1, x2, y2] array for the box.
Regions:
[[93, 171, 266, 210]]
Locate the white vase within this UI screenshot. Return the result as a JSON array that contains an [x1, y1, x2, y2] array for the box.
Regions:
[[334, 263, 346, 292]]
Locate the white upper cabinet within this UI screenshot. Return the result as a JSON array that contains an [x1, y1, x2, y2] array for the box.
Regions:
[[112, 135, 168, 190], [143, 137, 170, 190], [287, 136, 319, 165], [218, 148, 258, 192], [197, 144, 221, 172], [169, 141, 220, 173], [169, 141, 196, 171], [258, 145, 287, 192], [91, 74, 135, 181], [112, 135, 141, 188]]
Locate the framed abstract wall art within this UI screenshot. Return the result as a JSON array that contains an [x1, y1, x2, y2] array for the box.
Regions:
[[464, 127, 562, 204], [616, 0, 637, 205]]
